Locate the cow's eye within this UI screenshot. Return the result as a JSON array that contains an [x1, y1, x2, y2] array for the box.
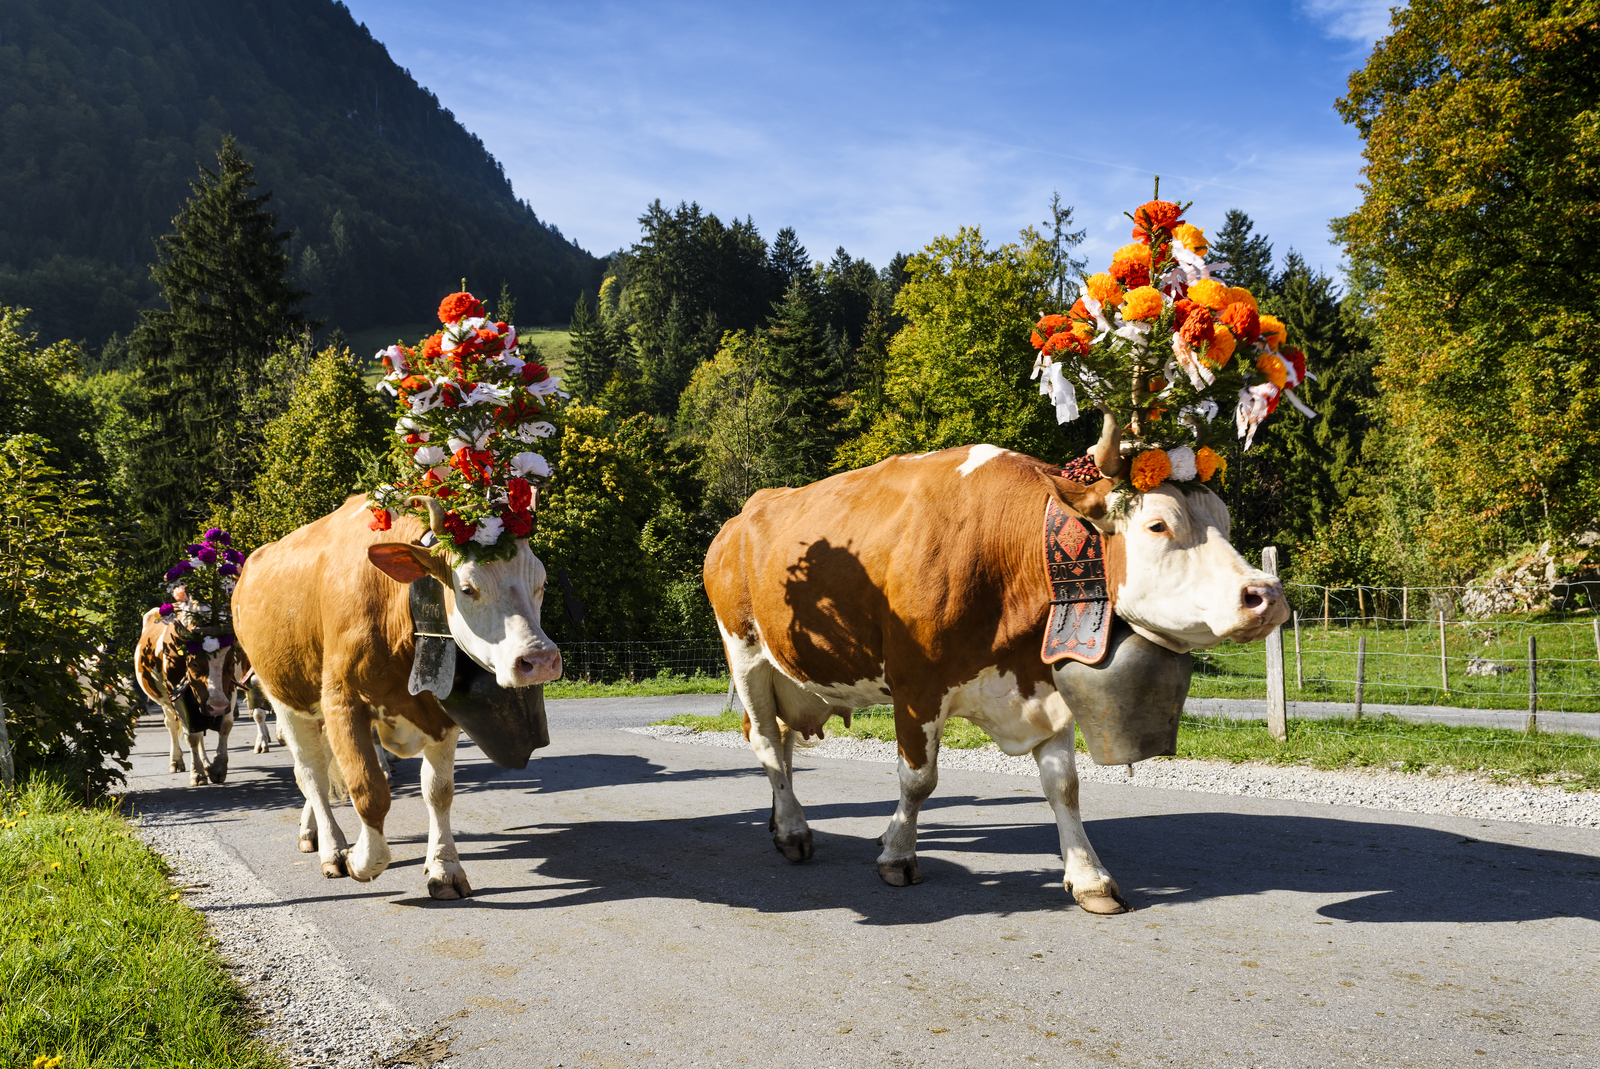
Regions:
[[1147, 521, 1168, 534], [459, 583, 480, 599]]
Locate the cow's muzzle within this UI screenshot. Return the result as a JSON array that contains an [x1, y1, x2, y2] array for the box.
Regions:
[[510, 648, 562, 686]]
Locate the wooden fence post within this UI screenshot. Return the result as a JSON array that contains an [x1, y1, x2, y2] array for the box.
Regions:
[[1262, 547, 1287, 741], [1358, 586, 1366, 626], [1323, 586, 1330, 630], [1526, 635, 1538, 735], [1438, 612, 1450, 694], [1354, 636, 1367, 719], [1402, 586, 1409, 626], [1293, 610, 1303, 689], [1592, 617, 1599, 669]]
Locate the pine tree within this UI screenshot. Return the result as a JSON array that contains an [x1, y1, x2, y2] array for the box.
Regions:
[[567, 291, 616, 400], [1043, 192, 1087, 307], [765, 274, 839, 485], [126, 137, 307, 561], [1210, 209, 1275, 295], [768, 227, 812, 306]]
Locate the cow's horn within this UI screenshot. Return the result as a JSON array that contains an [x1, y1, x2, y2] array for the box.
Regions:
[[406, 495, 450, 540], [1092, 409, 1126, 479]]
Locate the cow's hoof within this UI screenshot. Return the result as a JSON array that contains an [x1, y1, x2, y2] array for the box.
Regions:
[[298, 833, 317, 853], [321, 854, 349, 879], [877, 857, 923, 887], [169, 760, 185, 774], [253, 740, 269, 754], [207, 763, 227, 784], [772, 829, 813, 863], [189, 770, 208, 787], [1074, 889, 1131, 915], [427, 871, 473, 900]]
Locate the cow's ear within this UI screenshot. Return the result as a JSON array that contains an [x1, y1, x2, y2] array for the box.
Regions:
[[367, 543, 450, 585], [1042, 472, 1117, 532]]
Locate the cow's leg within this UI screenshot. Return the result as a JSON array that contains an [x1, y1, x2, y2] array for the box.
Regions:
[[732, 657, 812, 863], [1035, 727, 1127, 914], [184, 725, 210, 787], [372, 725, 394, 786], [161, 704, 186, 774], [299, 798, 317, 852], [876, 708, 944, 887], [252, 705, 272, 753], [276, 702, 351, 878], [419, 725, 470, 900], [322, 687, 392, 883], [206, 710, 233, 783]]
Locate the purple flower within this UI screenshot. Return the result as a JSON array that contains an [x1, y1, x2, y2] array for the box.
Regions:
[[204, 527, 225, 543], [223, 548, 246, 564], [195, 546, 218, 565], [158, 602, 175, 616], [164, 562, 194, 581], [218, 562, 239, 577]]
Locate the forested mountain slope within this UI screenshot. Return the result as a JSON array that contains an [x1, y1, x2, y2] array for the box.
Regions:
[[0, 0, 602, 350]]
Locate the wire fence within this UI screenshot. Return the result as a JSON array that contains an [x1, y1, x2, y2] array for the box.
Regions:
[[558, 639, 728, 684], [1194, 583, 1600, 714]]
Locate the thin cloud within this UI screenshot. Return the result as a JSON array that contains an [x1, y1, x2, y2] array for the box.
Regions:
[[1300, 0, 1403, 45]]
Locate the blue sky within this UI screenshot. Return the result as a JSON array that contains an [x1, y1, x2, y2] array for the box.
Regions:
[[341, 0, 1400, 281]]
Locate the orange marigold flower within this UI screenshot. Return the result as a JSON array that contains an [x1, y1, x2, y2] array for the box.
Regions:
[[1225, 286, 1257, 310], [1086, 273, 1124, 307], [1032, 313, 1069, 350], [1195, 446, 1225, 483], [1205, 325, 1236, 368], [1257, 352, 1288, 389], [1258, 314, 1287, 349], [1071, 321, 1094, 343], [1187, 278, 1228, 310], [1122, 286, 1164, 321], [1173, 298, 1201, 327], [1114, 242, 1151, 265], [1131, 200, 1184, 243], [1218, 302, 1260, 344], [421, 333, 444, 360], [1044, 330, 1088, 356], [1129, 449, 1171, 492], [1172, 224, 1208, 255], [1109, 258, 1150, 288], [1179, 306, 1215, 347], [1070, 298, 1090, 322], [438, 291, 484, 324]]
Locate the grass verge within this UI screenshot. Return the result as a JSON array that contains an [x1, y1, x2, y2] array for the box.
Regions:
[[545, 671, 732, 699], [0, 778, 284, 1068], [651, 709, 1600, 788]]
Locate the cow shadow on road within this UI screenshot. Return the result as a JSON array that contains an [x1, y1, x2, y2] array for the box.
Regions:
[[404, 793, 1600, 927]]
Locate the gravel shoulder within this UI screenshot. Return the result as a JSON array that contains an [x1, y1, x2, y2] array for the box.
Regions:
[[627, 724, 1600, 828]]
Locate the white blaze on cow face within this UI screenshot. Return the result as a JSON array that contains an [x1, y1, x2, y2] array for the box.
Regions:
[[202, 650, 231, 715], [441, 541, 562, 688], [1111, 485, 1288, 653]]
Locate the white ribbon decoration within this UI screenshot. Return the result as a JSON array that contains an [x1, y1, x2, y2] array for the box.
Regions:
[[1042, 362, 1079, 424]]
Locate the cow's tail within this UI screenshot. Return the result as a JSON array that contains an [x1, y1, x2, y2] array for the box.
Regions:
[[327, 754, 350, 805]]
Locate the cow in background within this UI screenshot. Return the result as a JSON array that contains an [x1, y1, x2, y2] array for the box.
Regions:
[[134, 608, 250, 785], [232, 494, 559, 899], [704, 415, 1287, 913]]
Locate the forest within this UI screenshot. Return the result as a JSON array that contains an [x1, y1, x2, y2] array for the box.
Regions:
[[2, 0, 1597, 793]]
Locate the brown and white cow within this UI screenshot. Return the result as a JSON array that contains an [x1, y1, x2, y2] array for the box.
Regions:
[[704, 418, 1287, 914], [134, 609, 251, 785], [231, 494, 561, 899]]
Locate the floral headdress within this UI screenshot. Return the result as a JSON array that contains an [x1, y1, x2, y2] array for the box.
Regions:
[[1030, 191, 1312, 494], [158, 528, 245, 654], [367, 288, 560, 562]]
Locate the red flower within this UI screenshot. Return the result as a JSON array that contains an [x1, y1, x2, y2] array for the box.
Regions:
[[421, 333, 444, 360], [443, 510, 476, 545], [403, 433, 424, 446], [1110, 258, 1150, 288], [1283, 347, 1307, 384], [438, 292, 484, 324], [520, 362, 548, 385], [1218, 303, 1261, 344], [368, 508, 391, 532], [502, 509, 534, 538], [450, 447, 493, 485], [436, 485, 456, 499], [1131, 200, 1184, 243], [1031, 314, 1068, 350], [507, 477, 533, 512], [1179, 306, 1216, 347]]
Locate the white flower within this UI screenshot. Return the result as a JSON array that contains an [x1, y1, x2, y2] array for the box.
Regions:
[[516, 421, 556, 441], [509, 452, 550, 479], [1167, 446, 1198, 482], [201, 636, 221, 653], [461, 381, 511, 407], [527, 375, 561, 397], [414, 445, 447, 466], [470, 515, 505, 545]]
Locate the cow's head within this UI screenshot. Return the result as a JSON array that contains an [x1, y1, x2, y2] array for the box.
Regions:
[[1066, 412, 1288, 654], [164, 633, 249, 721], [367, 498, 562, 688]]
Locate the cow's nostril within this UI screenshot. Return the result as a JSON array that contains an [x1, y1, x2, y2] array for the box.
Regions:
[[1242, 592, 1264, 611]]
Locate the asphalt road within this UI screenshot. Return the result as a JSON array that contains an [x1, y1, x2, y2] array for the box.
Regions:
[[125, 696, 1600, 1068]]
